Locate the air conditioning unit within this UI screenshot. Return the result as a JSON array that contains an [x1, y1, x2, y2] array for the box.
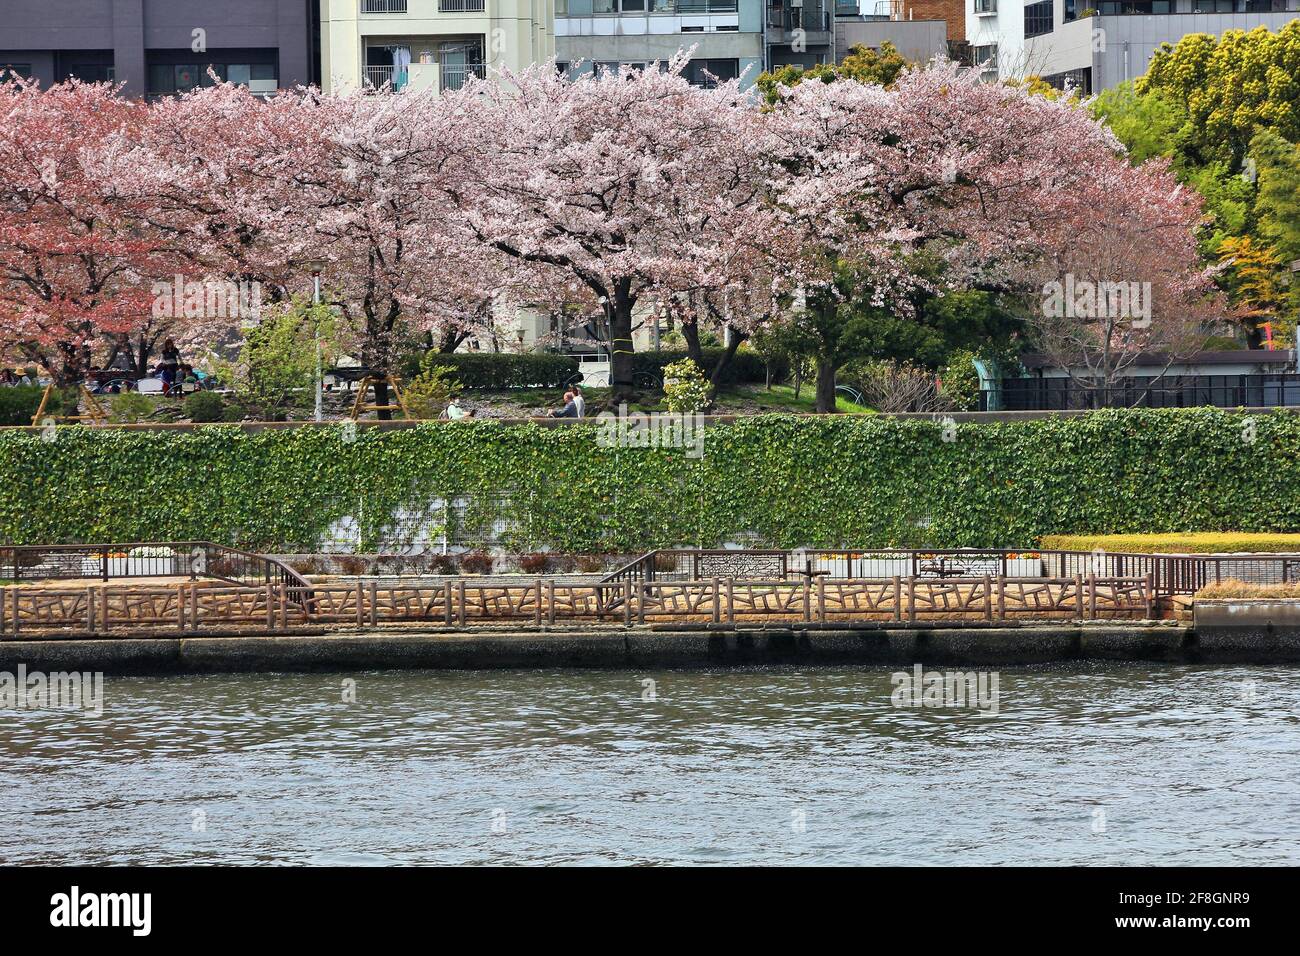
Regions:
[[790, 0, 803, 7]]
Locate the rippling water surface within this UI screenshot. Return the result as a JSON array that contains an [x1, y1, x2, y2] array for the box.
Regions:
[[2, 663, 1298, 865]]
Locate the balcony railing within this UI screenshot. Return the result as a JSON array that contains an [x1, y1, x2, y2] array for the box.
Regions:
[[677, 0, 739, 11], [362, 0, 408, 12], [442, 62, 486, 90], [440, 0, 486, 9], [364, 65, 395, 88]]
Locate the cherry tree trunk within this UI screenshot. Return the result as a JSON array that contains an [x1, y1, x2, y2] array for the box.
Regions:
[[815, 357, 839, 414]]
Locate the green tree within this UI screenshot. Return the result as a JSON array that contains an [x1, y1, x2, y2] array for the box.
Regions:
[[403, 353, 463, 420], [220, 298, 337, 421], [1139, 23, 1300, 168], [756, 42, 908, 104]]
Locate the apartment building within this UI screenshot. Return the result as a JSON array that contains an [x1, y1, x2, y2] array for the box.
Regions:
[[319, 0, 554, 93], [835, 0, 952, 63], [967, 0, 1300, 91], [556, 0, 764, 88], [0, 0, 315, 97], [766, 0, 837, 68]]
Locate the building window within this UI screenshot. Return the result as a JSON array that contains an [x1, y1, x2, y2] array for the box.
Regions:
[[972, 44, 997, 71], [684, 58, 738, 88], [1096, 1, 1171, 12], [146, 56, 277, 96], [1024, 0, 1053, 37]]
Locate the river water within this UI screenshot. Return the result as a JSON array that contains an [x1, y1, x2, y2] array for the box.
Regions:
[[2, 663, 1298, 866]]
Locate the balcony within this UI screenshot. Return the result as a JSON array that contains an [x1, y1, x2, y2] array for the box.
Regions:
[[442, 62, 486, 90], [440, 0, 487, 9], [362, 0, 408, 12]]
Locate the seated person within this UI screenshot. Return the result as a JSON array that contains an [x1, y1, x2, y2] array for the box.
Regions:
[[550, 391, 579, 418]]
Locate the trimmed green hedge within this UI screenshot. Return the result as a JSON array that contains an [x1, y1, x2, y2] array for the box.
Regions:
[[0, 386, 57, 426], [1, 409, 1297, 551], [402, 352, 580, 390], [633, 348, 778, 385]]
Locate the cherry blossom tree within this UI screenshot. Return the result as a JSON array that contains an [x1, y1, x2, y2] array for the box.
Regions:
[[762, 63, 1218, 411], [441, 58, 772, 404], [0, 80, 181, 385]]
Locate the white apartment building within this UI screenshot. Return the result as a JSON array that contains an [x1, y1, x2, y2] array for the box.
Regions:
[[966, 0, 1300, 91], [320, 0, 555, 93]]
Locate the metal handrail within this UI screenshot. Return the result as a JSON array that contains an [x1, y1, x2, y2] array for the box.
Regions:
[[602, 547, 1300, 597], [1, 541, 315, 612]]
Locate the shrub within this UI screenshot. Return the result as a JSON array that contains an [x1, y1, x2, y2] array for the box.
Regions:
[[576, 554, 608, 574], [401, 352, 579, 390], [289, 557, 325, 575], [662, 358, 711, 413], [404, 354, 463, 419], [518, 552, 552, 574], [1039, 533, 1300, 554], [337, 555, 369, 576], [0, 385, 60, 426], [428, 554, 457, 575], [109, 392, 158, 424], [460, 550, 493, 574], [184, 390, 225, 423], [939, 350, 982, 412], [631, 348, 775, 387], [653, 552, 679, 572], [846, 361, 952, 413]]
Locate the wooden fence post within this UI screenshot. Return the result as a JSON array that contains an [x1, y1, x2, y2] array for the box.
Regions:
[[1144, 573, 1153, 619], [907, 576, 916, 623], [547, 580, 556, 626], [983, 575, 992, 622], [370, 581, 379, 627], [816, 576, 826, 623], [726, 578, 735, 625], [179, 586, 187, 632], [280, 583, 289, 629], [534, 578, 543, 626], [996, 575, 1006, 622], [266, 583, 275, 629], [711, 578, 720, 624], [625, 582, 633, 626], [356, 581, 364, 627], [190, 585, 199, 633], [458, 580, 467, 627], [0, 586, 5, 637], [892, 576, 901, 622], [87, 586, 96, 632], [1074, 573, 1084, 619], [1087, 575, 1097, 620], [802, 579, 811, 623], [443, 582, 453, 626]]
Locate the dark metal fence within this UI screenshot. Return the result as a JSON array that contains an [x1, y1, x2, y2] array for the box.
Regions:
[[990, 374, 1300, 411], [0, 541, 315, 610], [603, 548, 1300, 598]]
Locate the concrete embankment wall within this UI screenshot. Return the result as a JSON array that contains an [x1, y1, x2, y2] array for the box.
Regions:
[[6, 622, 1297, 674]]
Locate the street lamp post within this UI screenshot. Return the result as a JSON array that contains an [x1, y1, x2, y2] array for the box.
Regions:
[[307, 260, 326, 422]]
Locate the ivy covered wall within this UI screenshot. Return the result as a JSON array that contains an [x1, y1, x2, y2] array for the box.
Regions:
[[0, 410, 1294, 551]]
